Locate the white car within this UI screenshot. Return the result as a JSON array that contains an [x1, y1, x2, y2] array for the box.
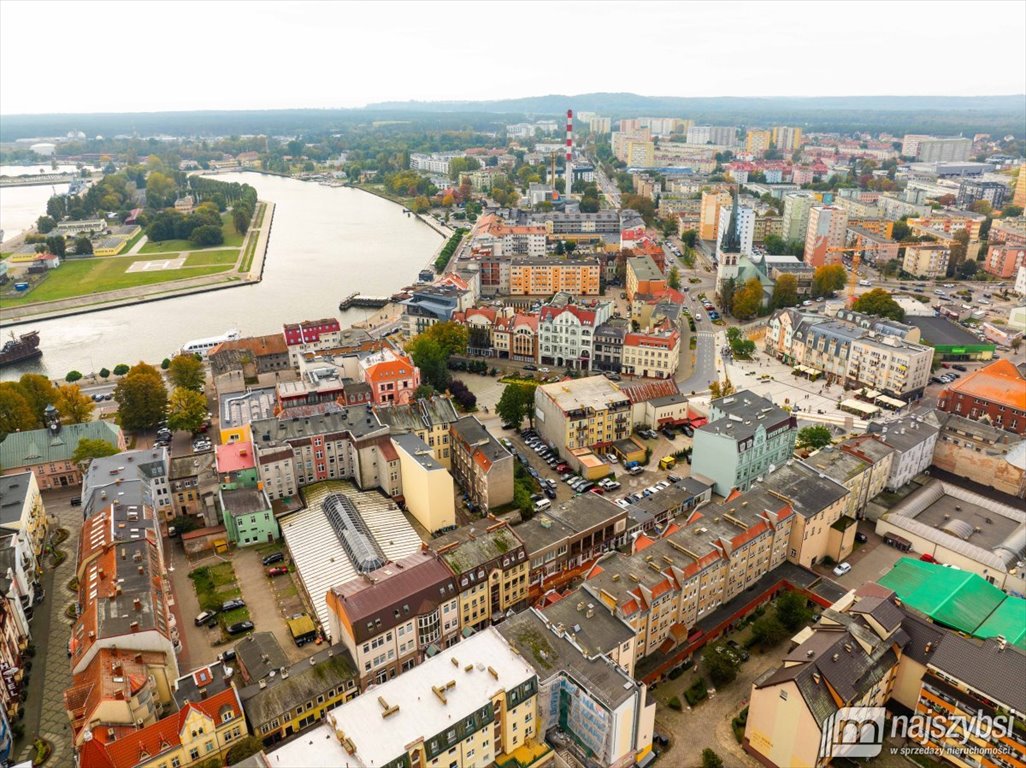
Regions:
[[833, 562, 852, 576]]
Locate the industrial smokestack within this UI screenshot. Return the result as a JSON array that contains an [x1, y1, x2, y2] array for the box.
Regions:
[[565, 109, 573, 197]]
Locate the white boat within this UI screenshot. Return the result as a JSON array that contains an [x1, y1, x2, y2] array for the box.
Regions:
[[181, 328, 241, 357]]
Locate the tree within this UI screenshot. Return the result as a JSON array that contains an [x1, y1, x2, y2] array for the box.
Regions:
[[958, 260, 978, 279], [411, 195, 431, 214], [99, 368, 110, 379], [891, 219, 911, 242], [190, 224, 224, 247], [681, 229, 698, 248], [225, 736, 264, 765], [731, 277, 764, 320], [166, 387, 207, 433], [45, 234, 66, 257], [668, 265, 681, 290], [496, 383, 537, 428], [405, 337, 449, 391], [1002, 205, 1023, 218], [145, 170, 177, 209], [751, 614, 788, 648], [709, 377, 735, 399], [17, 374, 59, 426], [113, 363, 168, 431], [160, 358, 171, 370], [36, 215, 56, 234], [71, 438, 119, 466], [969, 199, 992, 216], [419, 322, 469, 358], [811, 264, 847, 298], [65, 370, 83, 383], [168, 354, 205, 391], [0, 383, 36, 433], [702, 645, 738, 687], [797, 425, 833, 450], [232, 208, 249, 235], [852, 288, 905, 321], [946, 229, 970, 277], [776, 591, 812, 632], [770, 273, 799, 309], [113, 364, 130, 376], [55, 384, 95, 424], [74, 236, 93, 255], [719, 277, 736, 316], [702, 749, 725, 768]]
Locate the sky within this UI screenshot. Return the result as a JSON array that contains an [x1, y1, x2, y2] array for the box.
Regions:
[[2, 0, 1025, 115]]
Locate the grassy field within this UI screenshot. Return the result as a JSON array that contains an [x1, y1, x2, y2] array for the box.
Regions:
[[122, 227, 145, 252], [220, 213, 244, 247], [137, 211, 245, 253], [2, 255, 235, 304], [184, 249, 240, 267]]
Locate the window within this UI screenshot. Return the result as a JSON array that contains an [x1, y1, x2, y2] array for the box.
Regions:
[[189, 748, 200, 760]]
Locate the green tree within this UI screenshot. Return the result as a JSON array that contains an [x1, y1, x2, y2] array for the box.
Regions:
[[770, 273, 799, 309], [113, 363, 168, 431], [681, 229, 698, 248], [891, 219, 911, 242], [65, 370, 83, 383], [811, 264, 847, 297], [0, 383, 36, 433], [852, 288, 905, 321], [232, 207, 250, 236], [447, 156, 481, 180], [419, 322, 469, 358], [946, 229, 970, 277], [969, 199, 992, 216], [703, 645, 738, 687], [731, 277, 764, 320], [160, 358, 171, 370], [99, 368, 110, 379], [113, 364, 130, 376], [797, 425, 833, 450], [958, 260, 978, 279], [720, 277, 736, 316], [225, 736, 264, 765], [668, 265, 681, 290], [145, 170, 177, 208], [190, 224, 224, 247], [74, 236, 93, 255], [702, 748, 725, 768], [168, 354, 205, 391], [496, 382, 537, 429], [55, 384, 95, 424], [36, 215, 56, 234], [751, 614, 788, 648], [71, 438, 119, 465], [17, 374, 59, 426], [405, 337, 449, 391], [166, 387, 207, 433], [776, 591, 812, 632]]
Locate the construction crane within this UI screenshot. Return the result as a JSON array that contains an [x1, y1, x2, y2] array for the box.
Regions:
[[828, 236, 956, 306]]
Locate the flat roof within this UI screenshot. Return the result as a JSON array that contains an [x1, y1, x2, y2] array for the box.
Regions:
[[905, 316, 994, 349], [219, 388, 277, 429], [537, 375, 630, 414], [268, 628, 536, 768], [0, 472, 32, 526], [281, 481, 422, 634], [392, 432, 444, 471], [220, 487, 269, 516]]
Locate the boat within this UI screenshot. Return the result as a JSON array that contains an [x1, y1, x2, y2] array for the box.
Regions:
[[181, 328, 241, 358], [0, 330, 43, 367]]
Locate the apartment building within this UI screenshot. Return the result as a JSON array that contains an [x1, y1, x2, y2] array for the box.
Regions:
[[409, 152, 465, 175], [449, 416, 513, 513], [803, 205, 849, 267], [903, 243, 950, 279], [746, 129, 772, 156], [771, 126, 804, 151], [500, 609, 655, 768], [534, 376, 634, 453], [0, 472, 46, 561], [700, 188, 732, 240], [507, 258, 601, 296], [0, 537, 33, 721], [359, 348, 421, 406], [593, 321, 628, 374], [537, 302, 612, 372], [621, 329, 681, 379], [268, 627, 548, 768], [691, 391, 797, 496], [626, 255, 666, 300], [983, 243, 1026, 278], [717, 202, 755, 258], [283, 318, 342, 367], [847, 334, 933, 399], [374, 395, 460, 469], [937, 359, 1026, 435], [391, 433, 456, 533], [932, 412, 1026, 498], [956, 178, 1008, 209], [687, 125, 738, 146], [782, 193, 817, 244], [915, 136, 972, 162], [473, 214, 546, 257], [867, 414, 941, 490], [326, 550, 459, 688], [0, 419, 126, 490], [431, 520, 529, 632], [846, 225, 899, 265], [803, 440, 893, 520]]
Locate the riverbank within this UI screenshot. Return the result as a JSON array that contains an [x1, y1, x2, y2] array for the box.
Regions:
[[352, 183, 451, 238], [0, 201, 275, 328]]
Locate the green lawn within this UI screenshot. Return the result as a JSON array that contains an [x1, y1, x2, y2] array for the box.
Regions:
[[137, 213, 244, 253], [138, 238, 197, 254], [220, 213, 244, 247], [122, 228, 145, 252], [185, 249, 240, 267], [2, 256, 234, 304]]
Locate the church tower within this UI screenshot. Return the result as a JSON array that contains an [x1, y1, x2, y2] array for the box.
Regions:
[[716, 189, 743, 298]]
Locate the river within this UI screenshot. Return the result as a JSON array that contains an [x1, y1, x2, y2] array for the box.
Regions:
[[0, 172, 443, 380], [0, 164, 80, 245]]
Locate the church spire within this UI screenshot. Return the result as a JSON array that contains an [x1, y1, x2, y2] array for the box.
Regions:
[[720, 186, 742, 254]]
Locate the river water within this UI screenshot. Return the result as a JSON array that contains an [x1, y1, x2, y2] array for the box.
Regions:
[[0, 172, 442, 380], [0, 164, 80, 244]]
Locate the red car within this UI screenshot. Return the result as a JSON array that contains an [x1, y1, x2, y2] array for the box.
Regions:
[[266, 566, 289, 577], [588, 486, 605, 495], [555, 462, 569, 473]]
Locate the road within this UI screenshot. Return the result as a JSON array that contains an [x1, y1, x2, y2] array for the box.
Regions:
[[594, 165, 621, 209]]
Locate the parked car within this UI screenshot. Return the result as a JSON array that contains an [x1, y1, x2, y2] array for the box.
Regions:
[[226, 620, 254, 636], [70, 497, 82, 507], [543, 487, 557, 499], [524, 364, 538, 371], [833, 562, 852, 576], [726, 639, 750, 661], [588, 486, 605, 495], [222, 598, 246, 612], [194, 609, 218, 627], [262, 552, 285, 566], [555, 462, 569, 473], [855, 532, 868, 544], [952, 364, 968, 372], [615, 498, 631, 509], [218, 649, 237, 662], [266, 566, 289, 577]]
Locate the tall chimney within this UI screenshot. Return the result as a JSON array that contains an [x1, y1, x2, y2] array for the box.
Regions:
[[565, 109, 574, 197]]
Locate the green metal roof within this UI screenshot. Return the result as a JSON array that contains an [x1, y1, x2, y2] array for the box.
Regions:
[[880, 558, 1026, 649], [0, 420, 123, 471]]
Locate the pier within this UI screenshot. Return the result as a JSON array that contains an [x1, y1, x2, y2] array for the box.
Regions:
[[339, 293, 393, 310]]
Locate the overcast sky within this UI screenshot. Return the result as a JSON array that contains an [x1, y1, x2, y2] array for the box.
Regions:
[[3, 1, 1024, 115]]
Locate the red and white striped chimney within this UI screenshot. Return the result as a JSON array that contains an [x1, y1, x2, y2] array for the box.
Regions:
[[565, 108, 574, 197]]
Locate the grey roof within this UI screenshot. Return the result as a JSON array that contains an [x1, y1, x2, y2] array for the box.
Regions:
[[628, 255, 663, 281], [391, 432, 444, 470], [867, 413, 940, 452], [451, 415, 511, 464], [221, 487, 270, 516], [928, 634, 1026, 712], [430, 520, 525, 576], [539, 493, 626, 538], [699, 390, 794, 444], [905, 315, 995, 348], [849, 595, 904, 633], [82, 448, 168, 503], [803, 446, 870, 484], [0, 420, 122, 470], [498, 609, 641, 710], [541, 586, 635, 658], [252, 405, 388, 445], [235, 632, 289, 683], [238, 643, 358, 726], [173, 661, 233, 709], [513, 512, 576, 557], [0, 472, 32, 527], [219, 388, 277, 429], [896, 610, 945, 666], [96, 537, 168, 641], [757, 460, 849, 518], [169, 451, 216, 481], [374, 396, 459, 434], [649, 393, 687, 408], [834, 309, 915, 339]]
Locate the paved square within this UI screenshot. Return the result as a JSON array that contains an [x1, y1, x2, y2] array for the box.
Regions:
[[126, 257, 186, 272]]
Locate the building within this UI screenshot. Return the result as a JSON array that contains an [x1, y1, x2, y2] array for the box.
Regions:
[[431, 520, 529, 632], [507, 258, 601, 296], [593, 321, 628, 374], [745, 129, 772, 156], [803, 441, 892, 520], [716, 201, 755, 258], [0, 472, 46, 560], [239, 643, 359, 747], [375, 396, 459, 469], [209, 334, 290, 378], [626, 255, 666, 301], [409, 152, 465, 175], [866, 414, 941, 490], [326, 549, 459, 688], [391, 433, 456, 533], [537, 302, 612, 372], [81, 448, 172, 522], [902, 243, 950, 279], [266, 627, 548, 768], [449, 416, 513, 513], [691, 391, 797, 496], [956, 178, 1008, 209], [913, 136, 973, 162], [771, 126, 804, 151], [983, 243, 1026, 278], [937, 359, 1026, 435], [168, 452, 218, 528], [283, 318, 342, 367], [933, 412, 1026, 499], [782, 193, 816, 244], [903, 315, 995, 362], [359, 347, 421, 406], [472, 214, 546, 258], [620, 329, 681, 379], [699, 188, 732, 241], [499, 609, 655, 768], [533, 376, 633, 455], [803, 206, 848, 267], [687, 125, 738, 146], [0, 419, 125, 490]]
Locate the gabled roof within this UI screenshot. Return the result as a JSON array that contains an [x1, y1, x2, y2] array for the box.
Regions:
[[0, 420, 123, 469], [941, 358, 1026, 411]]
